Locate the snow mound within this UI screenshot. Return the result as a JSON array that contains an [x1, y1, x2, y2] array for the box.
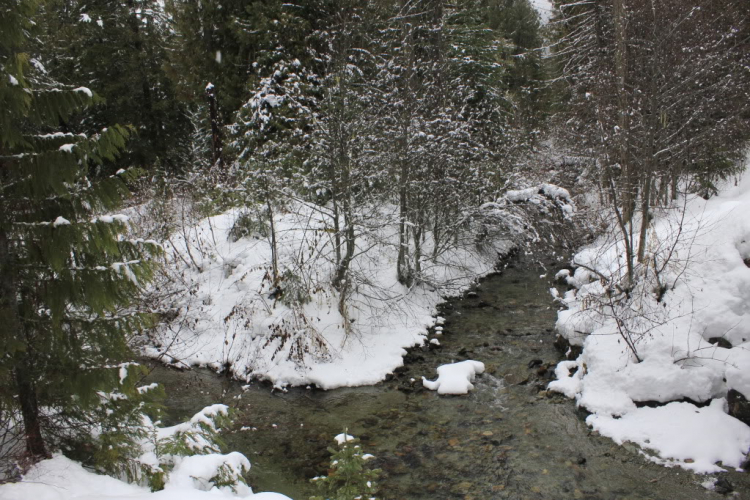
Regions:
[[0, 454, 291, 499], [167, 452, 250, 493], [422, 360, 485, 395], [588, 399, 750, 473]]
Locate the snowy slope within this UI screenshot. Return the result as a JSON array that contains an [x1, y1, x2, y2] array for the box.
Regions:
[[143, 203, 512, 389], [551, 156, 750, 473]]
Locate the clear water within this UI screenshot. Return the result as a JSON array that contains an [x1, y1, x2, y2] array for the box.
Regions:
[[145, 256, 749, 499]]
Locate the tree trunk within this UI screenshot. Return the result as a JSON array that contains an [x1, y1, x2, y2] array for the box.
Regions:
[[266, 198, 278, 284], [205, 83, 224, 170], [396, 156, 411, 286], [613, 0, 634, 223], [15, 360, 48, 458], [0, 229, 48, 458]]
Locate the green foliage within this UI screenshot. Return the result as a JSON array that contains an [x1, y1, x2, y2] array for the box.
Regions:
[[90, 403, 246, 493], [278, 268, 311, 307], [77, 368, 165, 484], [0, 0, 161, 460], [310, 435, 381, 500], [228, 210, 270, 242], [36, 0, 190, 173], [158, 407, 231, 457]]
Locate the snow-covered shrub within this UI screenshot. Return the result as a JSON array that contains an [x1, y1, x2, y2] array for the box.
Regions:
[[265, 307, 330, 366], [228, 210, 269, 242], [93, 403, 249, 494], [277, 268, 312, 307]]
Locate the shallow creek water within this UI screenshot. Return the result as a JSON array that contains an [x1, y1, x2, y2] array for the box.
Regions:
[[145, 256, 749, 499]]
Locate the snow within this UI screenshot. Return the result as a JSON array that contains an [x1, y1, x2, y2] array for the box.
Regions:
[[8, 74, 18, 86], [504, 183, 575, 219], [59, 143, 75, 153], [141, 202, 511, 390], [334, 433, 355, 445], [422, 360, 485, 395], [506, 183, 572, 204], [166, 452, 250, 492], [74, 87, 93, 98], [530, 0, 554, 24], [0, 454, 291, 500], [588, 399, 750, 473], [80, 13, 92, 22], [52, 216, 70, 227], [94, 214, 128, 224], [550, 154, 750, 472]]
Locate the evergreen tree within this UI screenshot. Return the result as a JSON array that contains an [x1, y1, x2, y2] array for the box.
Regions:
[[310, 435, 380, 500], [165, 0, 259, 118], [0, 0, 159, 461], [36, 0, 189, 172]]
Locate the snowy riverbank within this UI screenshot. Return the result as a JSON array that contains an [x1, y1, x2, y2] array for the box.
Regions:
[[142, 203, 512, 389], [140, 187, 573, 390], [550, 158, 750, 473]]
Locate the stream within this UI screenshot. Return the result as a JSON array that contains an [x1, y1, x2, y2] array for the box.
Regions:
[[145, 255, 749, 499]]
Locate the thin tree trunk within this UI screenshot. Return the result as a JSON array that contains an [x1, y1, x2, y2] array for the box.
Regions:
[[266, 198, 278, 284], [397, 162, 410, 285], [613, 0, 634, 223], [205, 83, 224, 170], [637, 176, 653, 263]]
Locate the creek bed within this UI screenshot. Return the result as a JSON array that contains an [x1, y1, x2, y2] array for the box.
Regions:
[[145, 255, 749, 499]]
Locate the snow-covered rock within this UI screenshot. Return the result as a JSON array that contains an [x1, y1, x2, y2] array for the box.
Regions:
[[422, 360, 485, 395]]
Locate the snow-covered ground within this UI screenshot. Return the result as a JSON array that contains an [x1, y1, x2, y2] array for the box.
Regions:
[[142, 203, 514, 389], [0, 405, 291, 500], [0, 455, 291, 500], [550, 157, 750, 473]]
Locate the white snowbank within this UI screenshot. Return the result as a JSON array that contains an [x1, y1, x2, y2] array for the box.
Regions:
[[422, 360, 485, 395], [550, 155, 750, 472], [142, 203, 511, 390], [588, 399, 750, 473], [0, 454, 291, 500]]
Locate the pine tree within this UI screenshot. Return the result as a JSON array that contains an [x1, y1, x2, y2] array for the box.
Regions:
[[35, 0, 189, 172], [309, 435, 380, 500], [0, 0, 159, 462]]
